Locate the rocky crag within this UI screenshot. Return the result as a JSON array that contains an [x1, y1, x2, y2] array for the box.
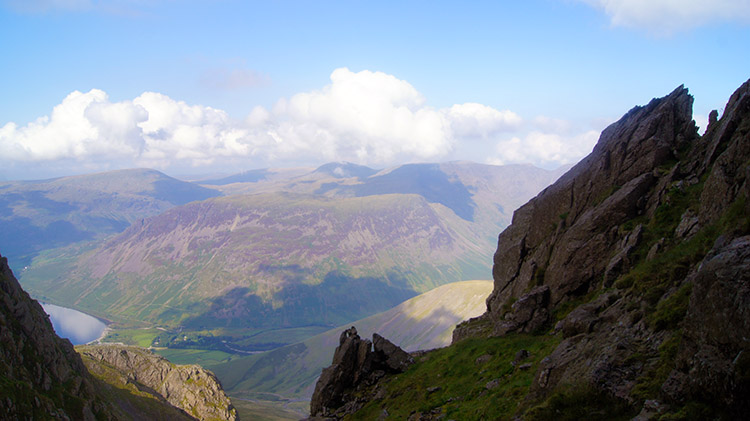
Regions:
[[0, 252, 236, 420], [310, 80, 750, 419], [0, 252, 110, 420], [309, 327, 414, 418], [78, 345, 237, 421]]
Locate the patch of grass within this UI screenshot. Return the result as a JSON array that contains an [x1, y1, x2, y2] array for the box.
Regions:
[[524, 384, 636, 421], [630, 332, 681, 403], [659, 402, 716, 420], [102, 328, 162, 347], [154, 348, 234, 367], [350, 333, 561, 420], [647, 282, 692, 331]]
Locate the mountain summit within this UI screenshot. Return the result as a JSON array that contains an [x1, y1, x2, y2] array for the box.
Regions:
[[310, 80, 750, 419]]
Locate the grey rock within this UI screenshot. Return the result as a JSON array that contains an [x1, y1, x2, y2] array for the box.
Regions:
[[485, 379, 501, 390], [79, 345, 237, 421], [475, 354, 492, 365], [310, 327, 413, 418]]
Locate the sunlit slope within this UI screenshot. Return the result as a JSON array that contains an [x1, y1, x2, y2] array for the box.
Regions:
[[21, 193, 490, 328], [211, 280, 493, 401], [0, 168, 220, 269]]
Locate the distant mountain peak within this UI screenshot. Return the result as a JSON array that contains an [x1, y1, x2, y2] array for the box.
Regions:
[[314, 162, 379, 179]]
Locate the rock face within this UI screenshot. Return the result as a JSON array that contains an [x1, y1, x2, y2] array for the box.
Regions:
[[79, 345, 237, 421], [663, 235, 750, 414], [0, 253, 109, 420], [482, 84, 697, 327], [310, 326, 413, 418], [452, 79, 750, 417]]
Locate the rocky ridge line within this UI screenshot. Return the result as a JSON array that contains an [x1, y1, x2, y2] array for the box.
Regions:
[[78, 345, 237, 421]]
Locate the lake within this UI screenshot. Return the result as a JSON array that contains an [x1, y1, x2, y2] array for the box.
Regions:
[[41, 303, 108, 345]]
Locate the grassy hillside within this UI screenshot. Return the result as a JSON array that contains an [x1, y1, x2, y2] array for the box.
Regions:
[[21, 193, 489, 329]]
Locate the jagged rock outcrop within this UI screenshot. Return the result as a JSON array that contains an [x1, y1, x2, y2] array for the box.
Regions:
[[453, 79, 750, 417], [0, 253, 110, 420], [480, 84, 697, 328], [78, 345, 236, 421], [309, 326, 413, 418]]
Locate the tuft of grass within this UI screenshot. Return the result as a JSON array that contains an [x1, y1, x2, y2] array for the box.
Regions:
[[630, 332, 681, 403], [647, 282, 692, 331]]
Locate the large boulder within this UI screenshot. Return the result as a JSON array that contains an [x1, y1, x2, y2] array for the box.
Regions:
[[310, 326, 413, 418]]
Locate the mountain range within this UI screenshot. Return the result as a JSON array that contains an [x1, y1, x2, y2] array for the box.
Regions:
[[18, 161, 563, 350], [0, 168, 220, 269]]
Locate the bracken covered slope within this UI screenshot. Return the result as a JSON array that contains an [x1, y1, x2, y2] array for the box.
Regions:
[[310, 80, 750, 420]]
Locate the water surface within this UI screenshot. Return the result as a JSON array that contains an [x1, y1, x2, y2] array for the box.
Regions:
[[41, 303, 107, 345]]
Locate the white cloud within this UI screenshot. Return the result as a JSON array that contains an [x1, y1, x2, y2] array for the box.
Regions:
[[447, 103, 522, 138], [0, 68, 591, 178], [265, 68, 453, 164], [488, 130, 600, 168], [579, 0, 750, 34]]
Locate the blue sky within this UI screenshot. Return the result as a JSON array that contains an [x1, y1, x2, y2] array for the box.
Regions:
[[1, 0, 749, 179]]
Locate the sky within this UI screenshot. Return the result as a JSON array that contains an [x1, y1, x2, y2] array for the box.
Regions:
[[1, 0, 749, 180]]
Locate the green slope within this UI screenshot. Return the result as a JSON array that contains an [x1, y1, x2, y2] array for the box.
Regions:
[[21, 193, 490, 331], [209, 280, 493, 404]]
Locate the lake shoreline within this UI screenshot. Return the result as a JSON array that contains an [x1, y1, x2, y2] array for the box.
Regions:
[[41, 302, 109, 346]]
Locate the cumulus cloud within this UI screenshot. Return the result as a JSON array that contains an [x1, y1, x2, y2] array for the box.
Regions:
[[579, 0, 750, 34], [0, 89, 257, 170], [1, 68, 592, 178], [447, 103, 522, 138], [489, 130, 600, 168]]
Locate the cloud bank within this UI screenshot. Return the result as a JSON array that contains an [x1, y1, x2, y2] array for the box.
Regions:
[[0, 68, 597, 178], [579, 0, 750, 34]]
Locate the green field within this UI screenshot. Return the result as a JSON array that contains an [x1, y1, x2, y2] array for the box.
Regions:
[[102, 328, 163, 348], [153, 348, 235, 366]]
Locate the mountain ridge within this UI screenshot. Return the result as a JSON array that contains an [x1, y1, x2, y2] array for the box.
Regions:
[[308, 79, 750, 419]]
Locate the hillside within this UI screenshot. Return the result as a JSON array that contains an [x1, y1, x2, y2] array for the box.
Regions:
[[308, 80, 750, 419], [210, 280, 492, 418], [0, 168, 220, 269], [205, 161, 566, 246], [21, 192, 488, 330]]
